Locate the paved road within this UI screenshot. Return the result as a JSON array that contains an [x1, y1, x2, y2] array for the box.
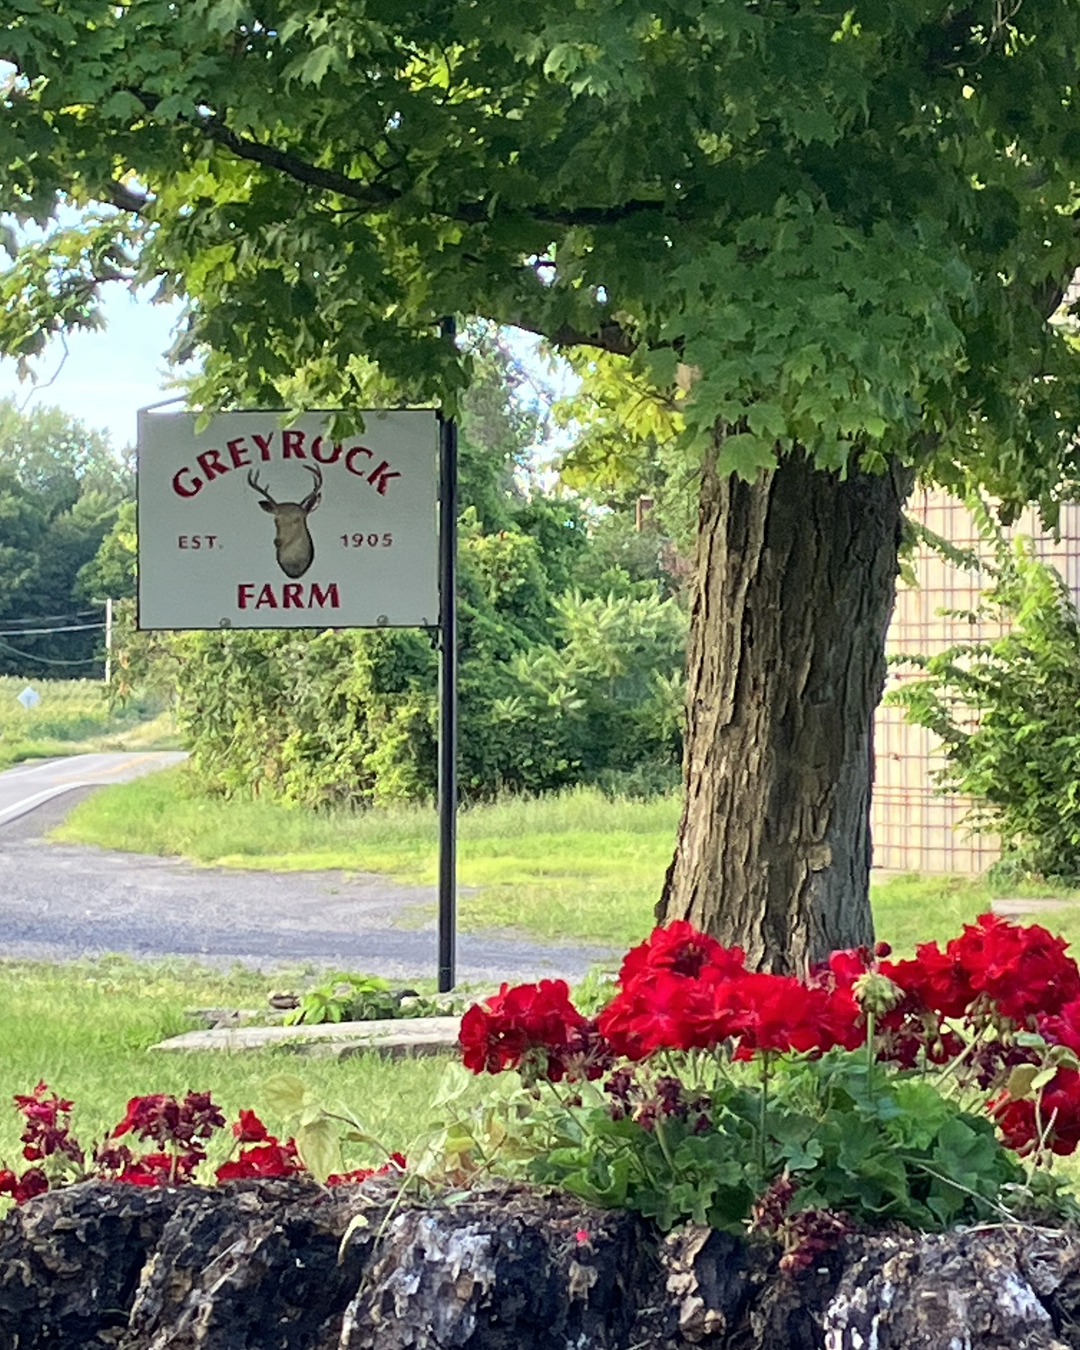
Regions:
[[0, 751, 189, 826], [0, 758, 615, 986]]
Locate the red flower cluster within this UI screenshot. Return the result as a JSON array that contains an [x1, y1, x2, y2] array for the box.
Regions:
[[597, 922, 862, 1060], [214, 1110, 304, 1181], [459, 916, 1080, 1164], [0, 1082, 85, 1203], [0, 1166, 48, 1205], [880, 915, 1080, 1026], [12, 1082, 83, 1167], [459, 979, 603, 1082], [326, 1152, 407, 1186], [96, 1090, 227, 1187], [990, 1067, 1080, 1157]]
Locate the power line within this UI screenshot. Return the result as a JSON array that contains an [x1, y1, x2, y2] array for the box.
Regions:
[[0, 638, 100, 666], [1, 607, 103, 627], [0, 622, 105, 637]]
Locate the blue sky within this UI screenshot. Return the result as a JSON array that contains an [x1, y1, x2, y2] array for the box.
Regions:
[[0, 286, 182, 450], [0, 281, 575, 463]]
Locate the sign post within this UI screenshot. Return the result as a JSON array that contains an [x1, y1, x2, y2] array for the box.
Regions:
[[137, 402, 458, 986], [437, 396, 458, 991]]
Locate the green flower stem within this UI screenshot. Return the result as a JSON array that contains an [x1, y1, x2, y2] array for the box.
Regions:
[[758, 1052, 773, 1174], [654, 1115, 677, 1172], [866, 1009, 876, 1093]]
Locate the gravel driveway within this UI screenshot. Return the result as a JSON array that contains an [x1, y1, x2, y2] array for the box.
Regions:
[[0, 788, 616, 986]]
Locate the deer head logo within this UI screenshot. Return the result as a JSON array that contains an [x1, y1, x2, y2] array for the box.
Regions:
[[247, 465, 323, 578]]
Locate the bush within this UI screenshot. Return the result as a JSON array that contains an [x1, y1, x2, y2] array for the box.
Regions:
[[894, 522, 1080, 881]]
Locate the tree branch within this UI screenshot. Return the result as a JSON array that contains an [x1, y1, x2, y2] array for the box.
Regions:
[[200, 117, 671, 230], [105, 179, 149, 214]]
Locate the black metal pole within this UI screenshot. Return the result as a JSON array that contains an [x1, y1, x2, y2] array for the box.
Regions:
[[437, 317, 458, 992]]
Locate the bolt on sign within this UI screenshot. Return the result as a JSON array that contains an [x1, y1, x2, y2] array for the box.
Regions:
[[137, 410, 438, 630]]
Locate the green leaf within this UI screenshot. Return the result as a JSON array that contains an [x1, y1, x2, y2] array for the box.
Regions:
[[295, 1117, 341, 1183], [260, 1073, 309, 1119], [100, 91, 145, 120], [290, 45, 339, 87], [716, 433, 776, 480]]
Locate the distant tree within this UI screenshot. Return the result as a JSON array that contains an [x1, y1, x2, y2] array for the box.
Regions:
[[0, 400, 130, 675]]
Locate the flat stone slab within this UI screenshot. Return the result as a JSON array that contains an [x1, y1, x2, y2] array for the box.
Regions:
[[151, 1015, 462, 1057]]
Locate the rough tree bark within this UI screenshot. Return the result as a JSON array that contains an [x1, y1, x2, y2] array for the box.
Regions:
[[659, 449, 915, 972]]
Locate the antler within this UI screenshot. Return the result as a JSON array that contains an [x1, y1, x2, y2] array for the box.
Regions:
[[300, 463, 323, 512], [247, 469, 277, 505]]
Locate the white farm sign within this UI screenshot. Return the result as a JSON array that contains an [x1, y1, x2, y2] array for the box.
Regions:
[[137, 409, 438, 629]]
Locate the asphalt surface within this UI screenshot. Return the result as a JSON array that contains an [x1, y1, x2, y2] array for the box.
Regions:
[[0, 763, 616, 985], [0, 750, 189, 826]]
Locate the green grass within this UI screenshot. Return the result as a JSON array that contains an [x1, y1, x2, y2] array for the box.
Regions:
[[54, 764, 1080, 954], [56, 768, 679, 948], [0, 677, 179, 770], [0, 955, 480, 1178], [872, 870, 1080, 957]]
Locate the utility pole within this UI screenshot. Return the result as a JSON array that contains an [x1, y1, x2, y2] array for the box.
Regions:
[[104, 597, 113, 685]]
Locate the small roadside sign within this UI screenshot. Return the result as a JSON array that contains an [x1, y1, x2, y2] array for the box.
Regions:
[[16, 687, 40, 709]]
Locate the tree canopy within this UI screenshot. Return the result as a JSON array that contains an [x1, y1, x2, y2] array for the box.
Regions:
[[3, 2, 1080, 505]]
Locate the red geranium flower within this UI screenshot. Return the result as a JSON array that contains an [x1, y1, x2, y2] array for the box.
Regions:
[[233, 1109, 270, 1143], [717, 974, 863, 1059], [949, 914, 1080, 1024], [618, 922, 746, 988], [13, 1082, 83, 1166], [0, 1166, 48, 1205], [459, 979, 591, 1080], [990, 1067, 1080, 1157], [215, 1136, 304, 1181]]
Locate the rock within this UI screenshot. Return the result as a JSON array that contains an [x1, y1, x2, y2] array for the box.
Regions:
[[0, 1181, 187, 1349], [822, 1227, 1075, 1350], [151, 1015, 462, 1056], [1, 1181, 1079, 1349]]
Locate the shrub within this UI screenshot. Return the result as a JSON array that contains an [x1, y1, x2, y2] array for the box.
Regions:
[[894, 521, 1080, 881]]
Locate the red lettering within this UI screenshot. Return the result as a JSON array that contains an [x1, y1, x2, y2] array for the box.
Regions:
[[172, 467, 202, 498], [345, 445, 373, 476], [282, 430, 306, 458], [196, 449, 229, 481], [252, 432, 273, 461], [311, 436, 342, 464], [368, 460, 402, 495], [227, 437, 251, 468], [282, 583, 303, 609], [237, 584, 255, 609], [309, 582, 340, 609], [255, 583, 278, 609]]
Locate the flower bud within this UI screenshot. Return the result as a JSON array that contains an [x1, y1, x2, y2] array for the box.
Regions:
[[852, 971, 904, 1015]]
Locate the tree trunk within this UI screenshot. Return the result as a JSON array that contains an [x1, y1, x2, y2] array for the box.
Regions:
[[659, 449, 914, 972]]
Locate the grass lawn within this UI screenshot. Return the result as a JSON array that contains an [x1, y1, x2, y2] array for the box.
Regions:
[[55, 768, 677, 949], [53, 764, 1080, 956], [57, 766, 1080, 955], [0, 677, 179, 771], [0, 956, 481, 1179]]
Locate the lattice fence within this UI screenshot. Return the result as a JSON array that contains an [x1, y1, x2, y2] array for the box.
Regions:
[[871, 489, 1080, 874]]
